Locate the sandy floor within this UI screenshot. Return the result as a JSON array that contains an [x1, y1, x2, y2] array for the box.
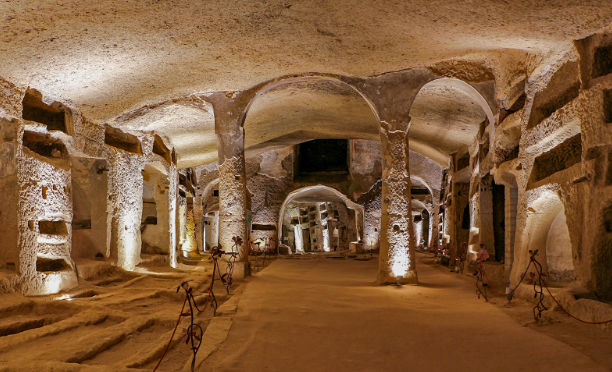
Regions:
[[1, 253, 610, 371], [202, 253, 611, 372], [0, 260, 231, 372]]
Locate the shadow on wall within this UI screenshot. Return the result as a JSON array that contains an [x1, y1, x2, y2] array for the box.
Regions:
[[592, 203, 612, 300]]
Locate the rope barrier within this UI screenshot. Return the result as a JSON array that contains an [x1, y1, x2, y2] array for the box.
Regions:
[[533, 260, 612, 325], [479, 259, 533, 297], [153, 235, 245, 371], [152, 295, 188, 372], [474, 249, 612, 325]]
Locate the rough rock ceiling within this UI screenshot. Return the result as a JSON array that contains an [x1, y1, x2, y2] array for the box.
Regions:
[[2, 0, 612, 167], [410, 85, 487, 163]]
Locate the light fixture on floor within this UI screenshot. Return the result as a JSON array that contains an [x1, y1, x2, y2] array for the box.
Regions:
[[394, 275, 403, 286]]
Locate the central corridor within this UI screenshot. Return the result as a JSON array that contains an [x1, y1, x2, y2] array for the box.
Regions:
[[203, 254, 607, 372]]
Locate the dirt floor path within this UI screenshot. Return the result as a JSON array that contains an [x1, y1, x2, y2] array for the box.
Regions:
[[202, 253, 610, 372]]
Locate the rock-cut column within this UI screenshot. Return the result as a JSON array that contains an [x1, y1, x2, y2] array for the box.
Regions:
[[378, 121, 417, 285], [207, 92, 252, 279]]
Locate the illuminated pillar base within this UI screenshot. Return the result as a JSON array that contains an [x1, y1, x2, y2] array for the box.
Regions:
[[377, 270, 418, 285]]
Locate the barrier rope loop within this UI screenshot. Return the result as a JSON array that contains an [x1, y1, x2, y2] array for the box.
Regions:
[[530, 252, 612, 325], [526, 250, 548, 320], [152, 281, 203, 372], [470, 260, 488, 302], [479, 258, 533, 298]]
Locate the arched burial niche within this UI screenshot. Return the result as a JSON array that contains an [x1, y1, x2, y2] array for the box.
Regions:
[[277, 186, 364, 254], [522, 189, 575, 281]]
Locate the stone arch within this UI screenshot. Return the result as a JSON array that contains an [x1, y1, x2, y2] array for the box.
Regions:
[[241, 74, 381, 129], [410, 175, 437, 248], [277, 185, 365, 252], [409, 77, 497, 165], [418, 78, 495, 126]]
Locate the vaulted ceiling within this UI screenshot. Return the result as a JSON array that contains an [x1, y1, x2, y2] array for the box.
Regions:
[[2, 0, 611, 167]]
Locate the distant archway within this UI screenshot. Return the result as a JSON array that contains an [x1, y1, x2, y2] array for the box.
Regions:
[[277, 186, 365, 253]]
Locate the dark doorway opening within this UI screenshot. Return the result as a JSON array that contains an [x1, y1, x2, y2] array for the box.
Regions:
[[492, 181, 505, 261], [298, 139, 349, 175]]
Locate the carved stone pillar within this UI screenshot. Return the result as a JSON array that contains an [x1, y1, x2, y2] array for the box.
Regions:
[[206, 92, 254, 279], [378, 121, 417, 285]]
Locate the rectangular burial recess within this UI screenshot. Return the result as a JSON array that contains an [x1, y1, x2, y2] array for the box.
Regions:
[[411, 188, 430, 195], [104, 126, 142, 154], [456, 153, 470, 170], [528, 62, 581, 129], [251, 224, 277, 231], [604, 89, 612, 124], [532, 134, 582, 182], [22, 131, 68, 160], [22, 89, 67, 133], [39, 220, 69, 235], [153, 135, 172, 164], [592, 43, 612, 79], [36, 257, 71, 273]]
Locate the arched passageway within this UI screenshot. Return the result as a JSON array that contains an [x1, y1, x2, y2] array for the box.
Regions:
[[277, 186, 364, 254]]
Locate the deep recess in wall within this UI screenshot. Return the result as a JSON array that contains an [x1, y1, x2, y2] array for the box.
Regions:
[[594, 204, 612, 300], [532, 134, 582, 182], [531, 84, 580, 129], [153, 135, 172, 163], [457, 153, 470, 170], [39, 220, 69, 235], [462, 205, 470, 229], [411, 187, 430, 195], [252, 224, 276, 230], [592, 43, 612, 79], [298, 139, 348, 175], [22, 89, 67, 133], [492, 181, 505, 261], [36, 257, 71, 273], [104, 126, 142, 154], [604, 89, 612, 123], [528, 62, 580, 129], [22, 131, 68, 160]]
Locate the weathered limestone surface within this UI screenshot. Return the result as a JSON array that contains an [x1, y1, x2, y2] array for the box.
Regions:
[[106, 149, 144, 271], [378, 122, 416, 285]]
